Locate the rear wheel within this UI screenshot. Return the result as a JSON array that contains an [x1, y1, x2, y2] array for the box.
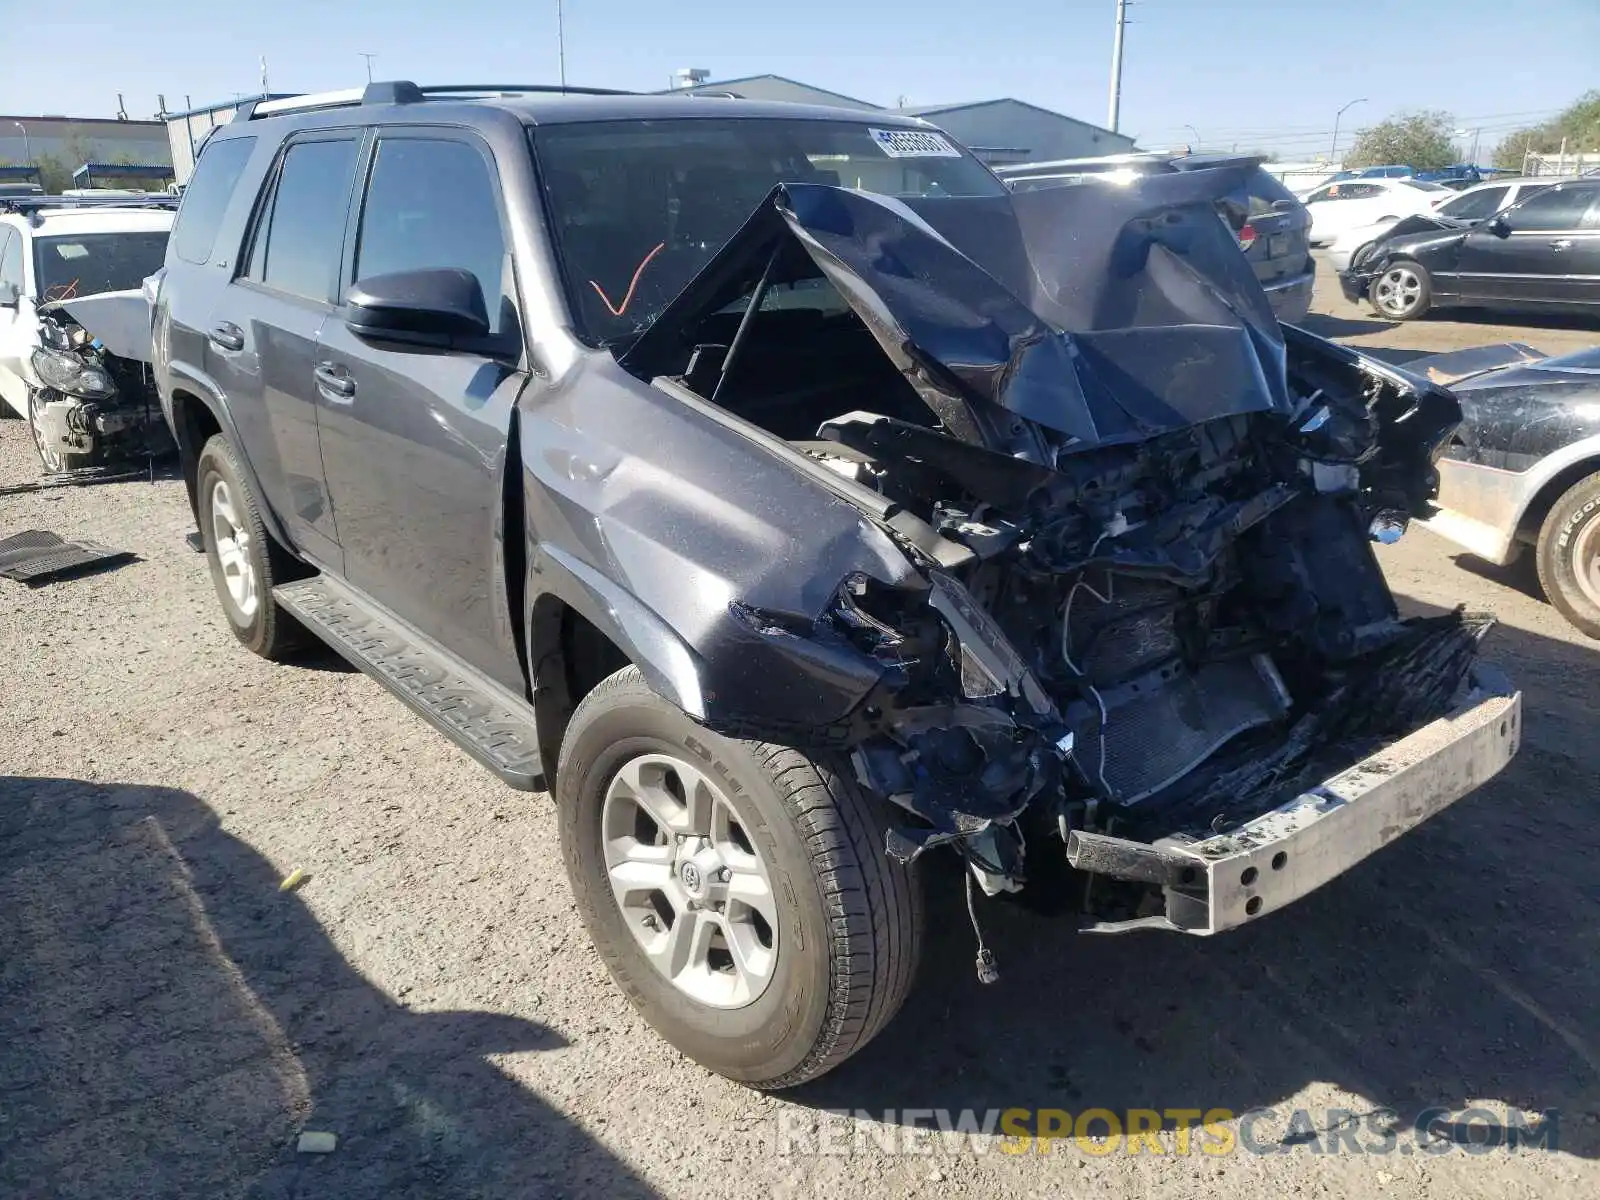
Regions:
[[196, 434, 307, 659], [1369, 259, 1432, 320], [1536, 471, 1600, 639], [557, 666, 923, 1088]]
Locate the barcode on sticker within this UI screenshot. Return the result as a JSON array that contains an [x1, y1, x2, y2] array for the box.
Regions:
[[868, 128, 962, 159]]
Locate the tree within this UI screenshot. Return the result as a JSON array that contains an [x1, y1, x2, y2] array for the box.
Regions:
[[1343, 111, 1457, 170], [1493, 91, 1600, 170]]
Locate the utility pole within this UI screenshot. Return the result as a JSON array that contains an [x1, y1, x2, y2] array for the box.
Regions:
[[557, 0, 567, 87], [1107, 0, 1128, 133], [359, 52, 377, 82]]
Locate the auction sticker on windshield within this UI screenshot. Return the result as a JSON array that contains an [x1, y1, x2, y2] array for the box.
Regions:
[[869, 128, 962, 158]]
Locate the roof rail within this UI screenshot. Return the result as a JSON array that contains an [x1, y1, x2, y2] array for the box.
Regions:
[[0, 193, 180, 225], [232, 80, 635, 123]]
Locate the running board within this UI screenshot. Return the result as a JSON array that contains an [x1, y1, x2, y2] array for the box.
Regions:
[[273, 576, 543, 790]]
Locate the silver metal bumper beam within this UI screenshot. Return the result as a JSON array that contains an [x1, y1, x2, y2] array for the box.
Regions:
[[1072, 665, 1521, 935]]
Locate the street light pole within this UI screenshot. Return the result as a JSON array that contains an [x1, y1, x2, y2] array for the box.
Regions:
[[359, 52, 377, 83], [1184, 124, 1200, 151], [12, 121, 31, 165], [1330, 97, 1367, 165]]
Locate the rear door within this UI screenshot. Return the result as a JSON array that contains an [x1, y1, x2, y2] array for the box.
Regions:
[[1305, 181, 1384, 242], [1455, 183, 1600, 307], [313, 127, 530, 689], [209, 131, 363, 566]]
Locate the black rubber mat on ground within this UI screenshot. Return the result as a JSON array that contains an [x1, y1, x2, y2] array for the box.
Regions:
[[0, 530, 136, 586]]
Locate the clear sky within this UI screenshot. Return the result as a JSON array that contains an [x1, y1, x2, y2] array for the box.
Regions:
[[2, 0, 1595, 161]]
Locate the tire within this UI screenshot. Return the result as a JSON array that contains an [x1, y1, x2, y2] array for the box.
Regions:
[[28, 389, 93, 471], [195, 434, 308, 659], [1535, 471, 1600, 639], [1368, 259, 1432, 320], [557, 666, 923, 1088]]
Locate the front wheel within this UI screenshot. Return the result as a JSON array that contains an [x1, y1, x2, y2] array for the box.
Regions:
[[28, 389, 92, 471], [1536, 471, 1600, 639], [1369, 259, 1432, 320], [557, 667, 923, 1088]]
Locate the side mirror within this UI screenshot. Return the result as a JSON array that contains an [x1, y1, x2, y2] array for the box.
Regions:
[[343, 268, 490, 345], [0, 281, 19, 308], [1486, 216, 1511, 238]]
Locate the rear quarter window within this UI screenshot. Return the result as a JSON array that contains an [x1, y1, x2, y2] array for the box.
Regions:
[[173, 137, 256, 265]]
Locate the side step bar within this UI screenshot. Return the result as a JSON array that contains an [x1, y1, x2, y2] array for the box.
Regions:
[[273, 576, 543, 790]]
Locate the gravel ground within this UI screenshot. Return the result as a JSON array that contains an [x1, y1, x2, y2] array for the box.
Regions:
[[3, 275, 1598, 1199]]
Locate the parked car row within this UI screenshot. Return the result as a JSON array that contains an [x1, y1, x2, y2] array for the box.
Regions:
[[1339, 177, 1600, 320], [21, 83, 1523, 1090], [1324, 176, 1558, 273]]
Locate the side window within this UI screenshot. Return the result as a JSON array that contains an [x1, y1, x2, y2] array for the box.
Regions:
[[244, 138, 360, 302], [1440, 186, 1506, 221], [352, 137, 510, 334], [0, 229, 21, 293], [173, 136, 256, 265], [1504, 186, 1598, 233], [1344, 183, 1382, 200], [1305, 186, 1337, 203]]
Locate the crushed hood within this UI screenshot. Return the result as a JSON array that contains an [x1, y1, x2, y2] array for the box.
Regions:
[[623, 169, 1295, 450], [39, 289, 152, 363]]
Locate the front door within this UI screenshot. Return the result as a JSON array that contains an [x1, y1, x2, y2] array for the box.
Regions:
[[208, 131, 364, 567], [0, 227, 31, 416], [313, 128, 530, 690], [1455, 183, 1600, 308]]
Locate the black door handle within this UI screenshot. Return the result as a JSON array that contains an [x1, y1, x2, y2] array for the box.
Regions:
[[313, 361, 356, 399], [208, 322, 244, 352]]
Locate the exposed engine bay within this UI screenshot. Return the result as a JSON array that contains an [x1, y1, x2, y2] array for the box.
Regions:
[[29, 295, 170, 471], [619, 173, 1489, 927]]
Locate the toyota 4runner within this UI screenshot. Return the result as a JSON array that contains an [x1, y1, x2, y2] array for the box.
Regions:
[[144, 82, 1520, 1089]]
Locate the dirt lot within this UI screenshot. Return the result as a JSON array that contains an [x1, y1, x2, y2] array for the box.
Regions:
[[3, 273, 1598, 1199]]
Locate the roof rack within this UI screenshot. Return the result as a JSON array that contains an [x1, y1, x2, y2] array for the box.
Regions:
[[234, 80, 635, 122], [0, 193, 180, 226]]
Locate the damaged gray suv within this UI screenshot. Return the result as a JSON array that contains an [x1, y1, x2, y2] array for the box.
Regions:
[[146, 82, 1521, 1088]]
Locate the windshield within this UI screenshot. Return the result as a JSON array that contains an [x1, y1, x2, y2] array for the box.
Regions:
[[532, 118, 1006, 344], [33, 231, 169, 302]]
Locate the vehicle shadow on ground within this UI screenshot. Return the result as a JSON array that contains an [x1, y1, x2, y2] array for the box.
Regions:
[[1296, 312, 1399, 339], [1450, 549, 1546, 604], [1434, 308, 1600, 335], [0, 776, 657, 1200], [794, 602, 1600, 1157]]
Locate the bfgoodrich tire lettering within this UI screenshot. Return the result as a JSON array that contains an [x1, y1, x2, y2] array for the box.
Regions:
[[1536, 471, 1600, 639], [196, 434, 308, 660], [556, 666, 923, 1088]]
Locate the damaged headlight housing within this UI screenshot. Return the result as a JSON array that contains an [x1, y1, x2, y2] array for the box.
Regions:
[[30, 346, 115, 399]]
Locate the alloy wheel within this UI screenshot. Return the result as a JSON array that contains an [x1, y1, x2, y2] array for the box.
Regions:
[[1373, 266, 1423, 317], [209, 478, 259, 618], [601, 751, 779, 1009]]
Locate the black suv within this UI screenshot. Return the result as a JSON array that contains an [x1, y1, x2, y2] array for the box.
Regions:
[[150, 82, 1515, 1089]]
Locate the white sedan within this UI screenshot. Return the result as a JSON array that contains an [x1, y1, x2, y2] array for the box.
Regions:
[[1323, 177, 1560, 272], [1300, 177, 1452, 247]]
